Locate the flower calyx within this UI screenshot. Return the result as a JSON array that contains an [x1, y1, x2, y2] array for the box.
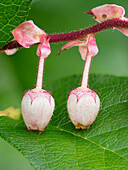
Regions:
[[58, 34, 98, 60], [36, 35, 51, 58]]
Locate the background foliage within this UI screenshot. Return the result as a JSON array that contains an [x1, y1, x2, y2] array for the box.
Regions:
[[0, 0, 128, 169], [0, 0, 31, 48]]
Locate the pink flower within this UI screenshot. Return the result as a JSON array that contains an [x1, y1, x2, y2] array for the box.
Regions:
[[21, 35, 54, 131], [12, 21, 55, 131], [61, 34, 100, 129], [87, 4, 128, 36]]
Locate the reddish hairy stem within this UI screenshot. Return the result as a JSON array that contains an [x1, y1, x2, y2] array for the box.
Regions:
[[1, 18, 128, 51]]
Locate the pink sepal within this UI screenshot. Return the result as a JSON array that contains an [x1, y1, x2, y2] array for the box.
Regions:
[[78, 46, 88, 60], [57, 40, 87, 55], [36, 35, 51, 58], [87, 35, 99, 57], [79, 35, 98, 60], [58, 35, 98, 60], [12, 20, 46, 48], [87, 4, 125, 22], [5, 48, 18, 55]]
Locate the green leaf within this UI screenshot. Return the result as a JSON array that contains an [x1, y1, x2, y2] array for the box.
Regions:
[[0, 0, 32, 49], [0, 74, 128, 169]]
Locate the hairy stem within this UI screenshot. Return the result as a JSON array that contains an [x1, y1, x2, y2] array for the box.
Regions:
[[1, 18, 128, 51], [81, 55, 92, 88]]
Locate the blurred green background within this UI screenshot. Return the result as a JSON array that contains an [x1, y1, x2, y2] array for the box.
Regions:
[[0, 0, 128, 169]]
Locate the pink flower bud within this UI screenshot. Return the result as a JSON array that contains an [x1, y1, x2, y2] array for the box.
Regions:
[[12, 20, 46, 48], [57, 40, 87, 55], [21, 88, 55, 131], [67, 87, 100, 129]]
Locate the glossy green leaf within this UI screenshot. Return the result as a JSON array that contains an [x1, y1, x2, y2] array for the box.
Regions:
[[0, 0, 32, 48], [0, 74, 128, 169]]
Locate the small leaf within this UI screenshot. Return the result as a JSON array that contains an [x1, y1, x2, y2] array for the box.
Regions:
[[0, 74, 128, 169], [0, 107, 21, 120], [0, 0, 32, 49]]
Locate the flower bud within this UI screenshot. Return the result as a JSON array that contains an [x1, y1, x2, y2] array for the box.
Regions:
[[67, 87, 100, 129], [21, 88, 55, 131]]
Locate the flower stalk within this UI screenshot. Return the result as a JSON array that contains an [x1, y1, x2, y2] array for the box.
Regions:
[[36, 55, 45, 89], [81, 54, 92, 88]]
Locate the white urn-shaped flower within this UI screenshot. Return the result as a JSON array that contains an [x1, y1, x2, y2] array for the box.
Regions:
[[67, 87, 100, 129], [21, 88, 55, 131]]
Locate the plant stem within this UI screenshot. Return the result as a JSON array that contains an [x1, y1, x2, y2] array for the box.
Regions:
[[48, 19, 128, 42], [1, 19, 128, 51], [81, 55, 92, 88], [36, 55, 45, 89]]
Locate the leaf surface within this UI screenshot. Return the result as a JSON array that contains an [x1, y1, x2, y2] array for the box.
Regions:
[[0, 74, 128, 169], [0, 0, 32, 48]]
